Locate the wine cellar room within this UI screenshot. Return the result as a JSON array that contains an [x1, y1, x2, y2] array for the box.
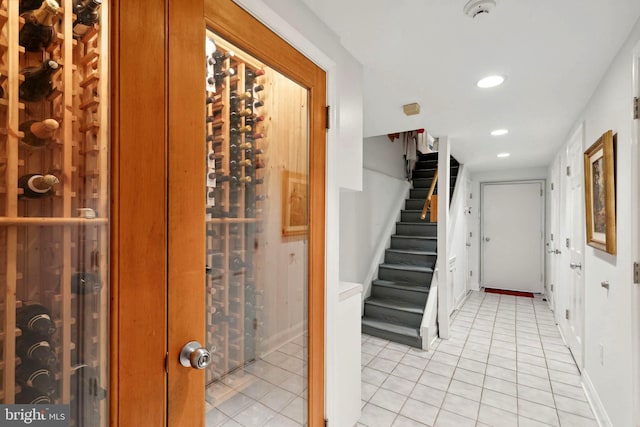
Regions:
[[0, 0, 317, 424]]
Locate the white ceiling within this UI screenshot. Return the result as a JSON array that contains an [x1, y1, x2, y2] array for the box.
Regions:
[[299, 0, 640, 172]]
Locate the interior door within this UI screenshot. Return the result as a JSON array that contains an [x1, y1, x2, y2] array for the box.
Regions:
[[560, 126, 585, 369], [481, 181, 544, 293], [113, 1, 325, 425], [166, 1, 326, 426]]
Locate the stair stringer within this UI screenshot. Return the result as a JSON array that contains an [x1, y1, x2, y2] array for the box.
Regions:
[[419, 164, 467, 349]]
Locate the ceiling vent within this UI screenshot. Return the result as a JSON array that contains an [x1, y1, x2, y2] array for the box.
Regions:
[[464, 0, 496, 18]]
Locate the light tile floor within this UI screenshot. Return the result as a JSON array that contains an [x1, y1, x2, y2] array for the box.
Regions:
[[205, 335, 308, 426], [358, 291, 598, 427]]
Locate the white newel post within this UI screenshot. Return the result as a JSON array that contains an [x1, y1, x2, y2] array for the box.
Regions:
[[437, 137, 450, 339]]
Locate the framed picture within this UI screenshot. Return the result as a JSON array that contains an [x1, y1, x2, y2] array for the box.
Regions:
[[282, 170, 308, 237], [583, 130, 616, 254]]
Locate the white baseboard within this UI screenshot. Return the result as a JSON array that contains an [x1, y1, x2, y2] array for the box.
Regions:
[[454, 289, 471, 312], [582, 370, 612, 427]]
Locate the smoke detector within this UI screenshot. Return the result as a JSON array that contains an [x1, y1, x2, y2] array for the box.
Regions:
[[464, 0, 496, 18]]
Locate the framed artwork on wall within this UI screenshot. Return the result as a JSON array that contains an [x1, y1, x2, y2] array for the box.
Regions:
[[282, 170, 308, 237], [583, 130, 616, 254]]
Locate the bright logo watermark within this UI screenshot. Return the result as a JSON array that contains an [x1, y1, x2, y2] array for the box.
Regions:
[[0, 405, 68, 426]]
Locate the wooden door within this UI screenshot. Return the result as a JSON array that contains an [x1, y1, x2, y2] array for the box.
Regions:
[[112, 0, 326, 426]]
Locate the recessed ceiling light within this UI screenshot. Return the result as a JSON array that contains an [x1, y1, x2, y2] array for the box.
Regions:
[[477, 75, 505, 88], [497, 153, 510, 158], [491, 129, 509, 136]]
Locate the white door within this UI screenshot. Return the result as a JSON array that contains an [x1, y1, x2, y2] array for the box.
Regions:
[[547, 159, 561, 312], [466, 178, 473, 291], [559, 125, 585, 369], [632, 42, 640, 425], [481, 182, 544, 293]]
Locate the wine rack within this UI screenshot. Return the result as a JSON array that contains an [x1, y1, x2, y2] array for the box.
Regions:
[[0, 1, 108, 426], [205, 32, 269, 384]]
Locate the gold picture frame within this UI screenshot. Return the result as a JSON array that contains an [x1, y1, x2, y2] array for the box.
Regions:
[[282, 170, 308, 237], [584, 130, 616, 254]]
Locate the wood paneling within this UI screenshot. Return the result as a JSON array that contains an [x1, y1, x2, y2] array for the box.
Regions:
[[110, 0, 168, 425], [167, 0, 206, 425]]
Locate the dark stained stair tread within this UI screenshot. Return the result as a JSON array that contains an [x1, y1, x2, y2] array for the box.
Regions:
[[379, 263, 434, 273], [365, 297, 424, 314], [372, 279, 430, 293], [385, 249, 437, 256]]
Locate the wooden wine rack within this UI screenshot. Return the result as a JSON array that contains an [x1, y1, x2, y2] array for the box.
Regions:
[[0, 1, 108, 426], [205, 32, 268, 385]]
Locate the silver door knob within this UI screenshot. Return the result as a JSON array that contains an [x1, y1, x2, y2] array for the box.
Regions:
[[484, 237, 491, 242], [569, 262, 582, 270], [555, 249, 561, 254], [179, 341, 211, 369]]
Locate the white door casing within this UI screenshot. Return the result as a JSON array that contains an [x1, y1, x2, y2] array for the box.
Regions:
[[631, 40, 640, 427], [559, 123, 586, 370], [547, 159, 561, 313], [481, 181, 545, 293]]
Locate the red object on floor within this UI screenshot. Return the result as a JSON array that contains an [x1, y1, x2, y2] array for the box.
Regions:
[[484, 288, 534, 298]]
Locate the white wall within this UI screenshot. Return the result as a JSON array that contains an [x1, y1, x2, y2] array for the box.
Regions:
[[466, 167, 548, 289], [340, 136, 408, 297], [547, 18, 640, 427], [232, 1, 364, 425]]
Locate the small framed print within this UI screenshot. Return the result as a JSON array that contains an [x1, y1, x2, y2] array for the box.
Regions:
[[282, 170, 308, 237]]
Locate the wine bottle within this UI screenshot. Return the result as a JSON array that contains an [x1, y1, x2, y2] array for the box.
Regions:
[[212, 49, 234, 64], [71, 271, 101, 295], [20, 0, 45, 14], [15, 386, 52, 404], [245, 147, 264, 158], [244, 115, 265, 126], [16, 361, 56, 395], [229, 159, 251, 172], [16, 332, 57, 367], [253, 84, 265, 93], [230, 142, 251, 155], [19, 0, 60, 52], [19, 60, 59, 102], [253, 100, 265, 108], [216, 175, 251, 187], [246, 69, 266, 80], [73, 0, 103, 39], [230, 109, 252, 119], [206, 94, 222, 105], [18, 173, 59, 199], [230, 91, 252, 101], [249, 132, 265, 140], [209, 68, 235, 86], [230, 125, 251, 134], [17, 303, 56, 337], [19, 119, 59, 149]]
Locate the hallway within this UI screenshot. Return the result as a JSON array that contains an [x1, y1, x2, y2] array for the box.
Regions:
[[358, 291, 597, 427]]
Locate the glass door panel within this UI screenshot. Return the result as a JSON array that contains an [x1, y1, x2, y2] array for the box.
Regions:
[[204, 31, 309, 426], [0, 1, 109, 426]]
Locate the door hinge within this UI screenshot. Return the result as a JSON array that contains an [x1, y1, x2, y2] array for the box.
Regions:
[[325, 419, 328, 427], [566, 238, 570, 248], [165, 352, 169, 373], [469, 270, 473, 277], [551, 233, 554, 241], [551, 183, 554, 191], [634, 262, 640, 284], [566, 166, 571, 176], [470, 192, 473, 199], [551, 284, 554, 292], [634, 97, 639, 120], [540, 188, 543, 197], [565, 309, 570, 320], [325, 106, 330, 129]]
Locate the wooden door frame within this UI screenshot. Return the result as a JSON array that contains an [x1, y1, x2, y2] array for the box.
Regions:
[[111, 0, 327, 425]]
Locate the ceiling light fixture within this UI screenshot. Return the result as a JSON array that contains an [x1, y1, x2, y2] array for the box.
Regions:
[[497, 153, 510, 158], [464, 0, 497, 18], [491, 129, 509, 136], [477, 75, 505, 88]]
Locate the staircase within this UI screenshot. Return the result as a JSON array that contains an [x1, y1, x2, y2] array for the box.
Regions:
[[361, 152, 459, 348]]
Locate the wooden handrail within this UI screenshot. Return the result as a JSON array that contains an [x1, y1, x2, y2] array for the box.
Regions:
[[420, 168, 438, 220]]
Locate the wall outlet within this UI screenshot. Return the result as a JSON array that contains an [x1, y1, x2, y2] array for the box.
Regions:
[[599, 343, 604, 366]]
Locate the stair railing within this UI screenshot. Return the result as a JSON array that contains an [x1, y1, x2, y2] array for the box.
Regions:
[[420, 168, 438, 221]]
